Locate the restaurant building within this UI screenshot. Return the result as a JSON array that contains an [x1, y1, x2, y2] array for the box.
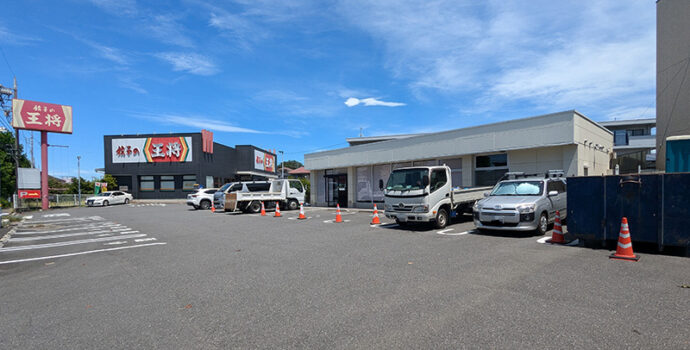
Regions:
[[103, 130, 277, 199]]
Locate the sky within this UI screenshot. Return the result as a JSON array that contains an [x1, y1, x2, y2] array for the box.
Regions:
[[0, 0, 656, 179]]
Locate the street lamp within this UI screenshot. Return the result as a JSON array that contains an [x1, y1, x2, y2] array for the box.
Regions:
[[77, 156, 81, 206], [279, 150, 284, 179]]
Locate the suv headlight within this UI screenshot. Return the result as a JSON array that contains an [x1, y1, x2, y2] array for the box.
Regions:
[[412, 205, 429, 213], [516, 203, 536, 213], [473, 202, 481, 212]]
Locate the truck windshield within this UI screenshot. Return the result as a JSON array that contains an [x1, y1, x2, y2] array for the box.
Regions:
[[490, 181, 543, 196], [385, 168, 428, 191]]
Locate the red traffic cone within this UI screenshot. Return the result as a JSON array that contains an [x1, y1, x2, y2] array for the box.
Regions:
[[298, 203, 307, 220], [546, 210, 565, 244], [371, 204, 381, 225], [211, 205, 216, 213], [260, 201, 266, 216], [274, 202, 281, 217], [334, 204, 343, 223], [610, 217, 640, 261]]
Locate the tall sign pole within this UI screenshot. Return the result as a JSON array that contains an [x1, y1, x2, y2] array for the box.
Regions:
[[13, 78, 19, 206], [12, 98, 73, 210]]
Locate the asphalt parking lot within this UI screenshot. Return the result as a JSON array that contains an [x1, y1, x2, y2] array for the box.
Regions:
[[1, 204, 688, 349]]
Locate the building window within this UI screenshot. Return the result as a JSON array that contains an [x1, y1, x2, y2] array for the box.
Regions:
[[475, 154, 508, 187], [442, 158, 463, 188], [160, 176, 175, 191], [183, 175, 196, 191], [630, 129, 645, 136], [356, 166, 372, 202], [614, 130, 628, 146], [140, 176, 154, 191]]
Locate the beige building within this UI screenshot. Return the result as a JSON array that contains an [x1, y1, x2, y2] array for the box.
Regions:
[[656, 0, 690, 171], [305, 110, 613, 208]]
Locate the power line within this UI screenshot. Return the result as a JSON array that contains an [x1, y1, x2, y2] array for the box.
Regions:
[[0, 46, 16, 77]]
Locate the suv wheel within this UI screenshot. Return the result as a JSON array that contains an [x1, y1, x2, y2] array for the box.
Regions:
[[536, 212, 548, 235], [103, 200, 109, 206], [124, 198, 130, 204], [199, 200, 211, 210], [434, 209, 448, 229]]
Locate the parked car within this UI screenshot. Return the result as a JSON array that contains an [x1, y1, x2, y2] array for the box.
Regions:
[[187, 188, 219, 210], [86, 191, 133, 207], [472, 171, 567, 235]]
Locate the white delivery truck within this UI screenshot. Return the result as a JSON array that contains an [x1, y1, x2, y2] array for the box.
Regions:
[[383, 165, 491, 229], [223, 179, 306, 213]]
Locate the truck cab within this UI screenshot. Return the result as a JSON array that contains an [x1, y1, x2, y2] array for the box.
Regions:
[[383, 166, 453, 228]]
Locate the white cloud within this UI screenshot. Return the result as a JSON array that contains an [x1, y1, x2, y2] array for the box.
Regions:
[[155, 52, 219, 75], [344, 97, 405, 107], [134, 113, 264, 133], [148, 15, 195, 48], [336, 1, 656, 115], [0, 25, 41, 45], [88, 0, 138, 16], [605, 106, 655, 121]]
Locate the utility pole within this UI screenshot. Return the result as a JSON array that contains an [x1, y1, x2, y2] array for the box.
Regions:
[[77, 156, 81, 206], [12, 77, 19, 208], [279, 150, 284, 179]]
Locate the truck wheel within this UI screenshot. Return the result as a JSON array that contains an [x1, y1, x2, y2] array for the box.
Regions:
[[247, 201, 262, 213], [536, 212, 548, 236], [434, 209, 448, 229], [200, 200, 211, 210], [287, 199, 299, 210]]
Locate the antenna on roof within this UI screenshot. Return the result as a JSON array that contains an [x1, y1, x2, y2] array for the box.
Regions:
[[359, 127, 363, 137]]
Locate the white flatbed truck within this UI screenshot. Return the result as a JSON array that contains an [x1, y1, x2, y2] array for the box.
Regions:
[[224, 179, 306, 213], [383, 165, 491, 229]]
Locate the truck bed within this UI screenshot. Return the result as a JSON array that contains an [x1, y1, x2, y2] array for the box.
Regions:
[[452, 186, 492, 204]]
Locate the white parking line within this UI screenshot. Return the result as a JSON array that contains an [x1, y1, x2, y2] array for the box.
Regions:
[[103, 241, 128, 246], [9, 228, 132, 242], [322, 219, 351, 223], [0, 234, 148, 252], [42, 213, 71, 218], [0, 242, 167, 265], [134, 238, 157, 242], [437, 228, 454, 234], [13, 223, 118, 235]]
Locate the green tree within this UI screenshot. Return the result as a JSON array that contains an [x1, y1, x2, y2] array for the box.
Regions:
[[277, 160, 303, 170], [0, 131, 31, 207], [67, 177, 94, 194]]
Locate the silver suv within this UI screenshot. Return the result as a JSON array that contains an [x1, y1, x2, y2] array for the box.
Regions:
[[472, 171, 567, 235]]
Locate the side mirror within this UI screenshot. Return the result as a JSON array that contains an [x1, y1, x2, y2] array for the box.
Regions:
[[548, 190, 558, 197], [422, 175, 429, 187], [483, 192, 490, 197], [378, 179, 384, 190]]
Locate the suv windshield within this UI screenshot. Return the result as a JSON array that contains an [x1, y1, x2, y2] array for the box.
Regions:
[[96, 192, 111, 197], [490, 181, 543, 196], [219, 183, 233, 192], [385, 168, 428, 191]]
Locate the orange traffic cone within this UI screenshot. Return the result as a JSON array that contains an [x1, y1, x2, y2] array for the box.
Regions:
[[546, 210, 565, 244], [260, 201, 266, 216], [274, 202, 281, 217], [371, 204, 381, 225], [334, 204, 343, 223], [610, 217, 640, 261], [211, 205, 216, 213], [298, 203, 307, 220]]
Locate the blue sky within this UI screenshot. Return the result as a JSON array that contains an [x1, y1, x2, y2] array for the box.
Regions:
[[0, 0, 656, 179]]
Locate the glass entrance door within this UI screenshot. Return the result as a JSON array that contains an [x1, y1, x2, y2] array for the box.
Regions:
[[325, 174, 348, 207]]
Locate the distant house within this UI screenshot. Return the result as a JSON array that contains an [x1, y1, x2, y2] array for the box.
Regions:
[[288, 166, 310, 179]]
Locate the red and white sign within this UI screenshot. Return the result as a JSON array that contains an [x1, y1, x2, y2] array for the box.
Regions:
[[202, 129, 214, 154], [12, 99, 73, 134], [18, 189, 41, 199], [254, 149, 276, 172], [112, 137, 193, 163]]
